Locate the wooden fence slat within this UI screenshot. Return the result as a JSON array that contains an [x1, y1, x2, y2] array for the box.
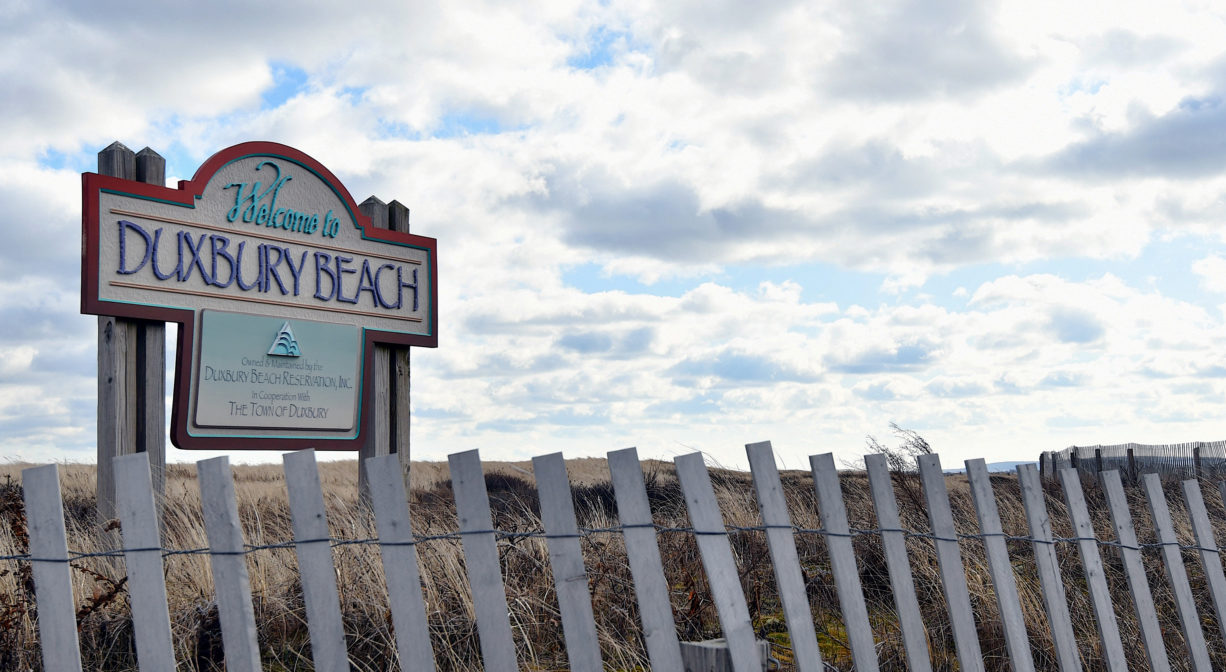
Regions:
[[1016, 464, 1082, 672], [965, 458, 1035, 672], [745, 441, 823, 672], [1099, 469, 1170, 671], [22, 464, 83, 672], [448, 449, 518, 672], [197, 456, 262, 672], [674, 453, 762, 672], [532, 453, 603, 672], [1058, 467, 1127, 670], [863, 454, 932, 672], [365, 454, 437, 669], [811, 453, 880, 672], [1142, 473, 1212, 671], [283, 450, 350, 672], [1183, 479, 1226, 650], [114, 453, 176, 671], [916, 454, 984, 672], [607, 447, 684, 672]]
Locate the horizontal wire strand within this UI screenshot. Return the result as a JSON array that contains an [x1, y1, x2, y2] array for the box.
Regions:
[[4, 522, 1218, 564]]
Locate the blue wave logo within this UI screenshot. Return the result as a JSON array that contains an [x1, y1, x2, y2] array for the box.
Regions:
[[267, 322, 302, 357]]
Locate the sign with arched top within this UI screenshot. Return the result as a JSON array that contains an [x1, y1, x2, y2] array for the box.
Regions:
[[82, 141, 437, 450]]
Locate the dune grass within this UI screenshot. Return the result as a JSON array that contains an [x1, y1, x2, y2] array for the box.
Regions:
[[0, 458, 1224, 670]]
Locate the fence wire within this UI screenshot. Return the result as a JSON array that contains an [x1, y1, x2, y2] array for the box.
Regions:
[[3, 522, 1221, 565]]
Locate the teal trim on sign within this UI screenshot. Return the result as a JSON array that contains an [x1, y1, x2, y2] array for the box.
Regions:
[[356, 333, 367, 428], [186, 315, 367, 442], [185, 427, 361, 440], [100, 188, 196, 210], [102, 296, 196, 313]]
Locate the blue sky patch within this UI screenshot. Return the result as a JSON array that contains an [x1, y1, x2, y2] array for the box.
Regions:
[[37, 146, 92, 173], [38, 135, 203, 182], [827, 343, 935, 374], [920, 235, 1222, 310], [568, 27, 629, 70], [435, 110, 524, 138], [262, 62, 310, 110]]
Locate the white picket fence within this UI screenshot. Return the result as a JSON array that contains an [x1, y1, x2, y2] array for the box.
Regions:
[[1042, 441, 1226, 480], [19, 443, 1226, 671]]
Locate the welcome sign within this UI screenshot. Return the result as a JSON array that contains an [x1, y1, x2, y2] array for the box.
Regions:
[[82, 142, 437, 450]]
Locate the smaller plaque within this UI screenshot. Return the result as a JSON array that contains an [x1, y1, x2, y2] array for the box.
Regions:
[[190, 310, 363, 439]]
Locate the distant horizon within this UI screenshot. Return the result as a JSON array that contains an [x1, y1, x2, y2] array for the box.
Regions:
[[4, 2, 1226, 470]]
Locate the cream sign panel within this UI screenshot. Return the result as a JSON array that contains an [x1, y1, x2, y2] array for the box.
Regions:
[[96, 155, 429, 334], [82, 141, 438, 451]]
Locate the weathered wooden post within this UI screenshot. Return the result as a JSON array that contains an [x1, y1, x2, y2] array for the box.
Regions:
[[1095, 448, 1103, 476], [96, 142, 166, 519], [358, 197, 413, 497], [1194, 443, 1203, 480], [1128, 447, 1137, 483]]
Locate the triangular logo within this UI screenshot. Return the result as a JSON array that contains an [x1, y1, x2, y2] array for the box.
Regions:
[[267, 322, 302, 357]]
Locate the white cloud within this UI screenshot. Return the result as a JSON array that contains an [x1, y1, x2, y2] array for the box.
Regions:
[[1193, 255, 1226, 293], [2, 0, 1226, 468], [0, 346, 36, 377]]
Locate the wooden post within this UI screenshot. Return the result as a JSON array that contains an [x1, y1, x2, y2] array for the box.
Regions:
[[607, 447, 685, 672], [448, 449, 518, 672], [533, 453, 603, 672], [358, 197, 412, 498], [1183, 479, 1226, 651], [22, 465, 84, 672], [283, 450, 350, 671], [1194, 444, 1203, 480], [365, 455, 436, 669], [1128, 448, 1137, 483], [811, 453, 882, 672], [965, 459, 1035, 672], [1095, 448, 1103, 475], [1017, 465, 1081, 672], [1142, 474, 1212, 671], [198, 456, 262, 672], [114, 453, 176, 670], [745, 442, 824, 672], [917, 454, 985, 672], [864, 454, 933, 672], [674, 453, 764, 672], [1101, 470, 1171, 671], [1057, 467, 1127, 670], [96, 142, 166, 519]]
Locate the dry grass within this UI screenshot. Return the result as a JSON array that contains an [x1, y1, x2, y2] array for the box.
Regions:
[[1, 459, 1224, 670]]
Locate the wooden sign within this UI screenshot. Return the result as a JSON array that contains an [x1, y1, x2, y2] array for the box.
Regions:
[[82, 142, 437, 450]]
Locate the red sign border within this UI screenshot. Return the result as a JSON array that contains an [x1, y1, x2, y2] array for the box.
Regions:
[[82, 141, 438, 451]]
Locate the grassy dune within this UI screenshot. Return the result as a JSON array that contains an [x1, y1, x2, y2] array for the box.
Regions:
[[0, 459, 1223, 670]]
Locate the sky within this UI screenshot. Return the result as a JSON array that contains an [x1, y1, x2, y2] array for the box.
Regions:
[[2, 0, 1226, 470]]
